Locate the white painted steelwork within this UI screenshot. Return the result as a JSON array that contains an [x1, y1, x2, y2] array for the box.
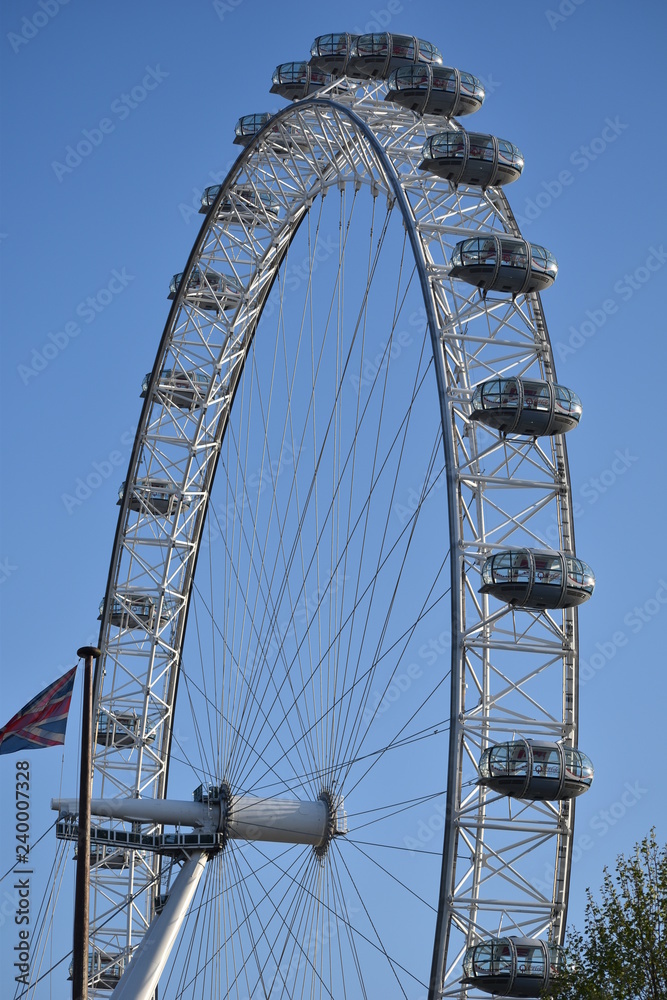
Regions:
[[79, 45, 590, 1000], [112, 851, 208, 1000]]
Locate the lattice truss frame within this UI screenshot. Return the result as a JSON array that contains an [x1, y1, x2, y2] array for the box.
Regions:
[[85, 77, 580, 998]]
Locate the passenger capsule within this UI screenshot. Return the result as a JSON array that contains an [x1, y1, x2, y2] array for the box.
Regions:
[[479, 739, 594, 800], [68, 951, 125, 989], [463, 937, 567, 997], [141, 368, 209, 408], [100, 592, 172, 630], [480, 549, 595, 609], [450, 236, 557, 294], [118, 478, 187, 516], [233, 112, 272, 146], [385, 65, 484, 117], [233, 112, 308, 156], [471, 378, 582, 436], [346, 33, 442, 79], [199, 184, 280, 224], [168, 267, 242, 312], [95, 710, 142, 748], [420, 131, 524, 187], [85, 845, 130, 870], [270, 62, 330, 101], [309, 33, 359, 76]]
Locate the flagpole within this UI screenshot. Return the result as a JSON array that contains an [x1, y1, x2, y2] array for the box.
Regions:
[[72, 646, 100, 1000]]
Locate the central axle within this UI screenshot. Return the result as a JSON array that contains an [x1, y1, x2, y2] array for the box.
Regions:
[[52, 783, 347, 849]]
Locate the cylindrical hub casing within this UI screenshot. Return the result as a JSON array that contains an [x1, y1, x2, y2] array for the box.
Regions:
[[228, 795, 328, 845]]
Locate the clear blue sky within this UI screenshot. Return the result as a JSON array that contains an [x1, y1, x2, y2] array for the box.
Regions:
[[1, 0, 666, 993]]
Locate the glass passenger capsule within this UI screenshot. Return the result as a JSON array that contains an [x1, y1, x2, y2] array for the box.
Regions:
[[463, 937, 567, 997], [233, 112, 308, 155], [83, 844, 130, 870], [141, 368, 209, 408], [480, 549, 595, 609], [68, 951, 125, 989], [478, 739, 594, 800], [420, 131, 524, 187], [233, 112, 272, 145], [270, 62, 330, 101], [118, 478, 187, 516], [95, 710, 143, 748], [309, 33, 360, 75], [450, 236, 557, 294], [168, 267, 242, 312], [471, 377, 582, 436], [346, 33, 442, 79], [385, 65, 484, 117], [100, 592, 172, 630], [199, 183, 280, 223]]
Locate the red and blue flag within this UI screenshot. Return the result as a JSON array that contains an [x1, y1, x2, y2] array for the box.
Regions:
[[0, 666, 77, 755]]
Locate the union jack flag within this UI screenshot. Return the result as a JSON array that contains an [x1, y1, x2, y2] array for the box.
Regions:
[[0, 666, 77, 755]]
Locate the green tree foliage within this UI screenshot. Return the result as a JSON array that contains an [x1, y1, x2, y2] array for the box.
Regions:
[[543, 829, 666, 999]]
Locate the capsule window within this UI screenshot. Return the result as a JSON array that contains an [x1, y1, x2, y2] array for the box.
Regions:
[[235, 113, 271, 140], [282, 63, 307, 84], [432, 69, 456, 92], [403, 66, 429, 89], [392, 35, 415, 59], [523, 381, 550, 410], [357, 34, 389, 56], [460, 71, 484, 98], [316, 33, 349, 56], [498, 239, 528, 267], [555, 385, 576, 413], [497, 139, 523, 168], [564, 747, 594, 781], [530, 244, 558, 276], [533, 554, 562, 584], [515, 945, 546, 976], [418, 39, 441, 62], [469, 134, 494, 161]]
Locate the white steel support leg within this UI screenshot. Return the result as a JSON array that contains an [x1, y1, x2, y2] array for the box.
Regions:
[[112, 851, 208, 1000]]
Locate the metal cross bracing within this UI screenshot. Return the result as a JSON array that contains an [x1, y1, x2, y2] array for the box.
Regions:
[[84, 76, 581, 999]]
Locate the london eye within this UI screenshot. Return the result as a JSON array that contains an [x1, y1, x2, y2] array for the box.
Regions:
[[51, 31, 595, 999]]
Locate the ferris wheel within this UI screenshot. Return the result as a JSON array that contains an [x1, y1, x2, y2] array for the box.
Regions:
[[52, 31, 596, 1000]]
